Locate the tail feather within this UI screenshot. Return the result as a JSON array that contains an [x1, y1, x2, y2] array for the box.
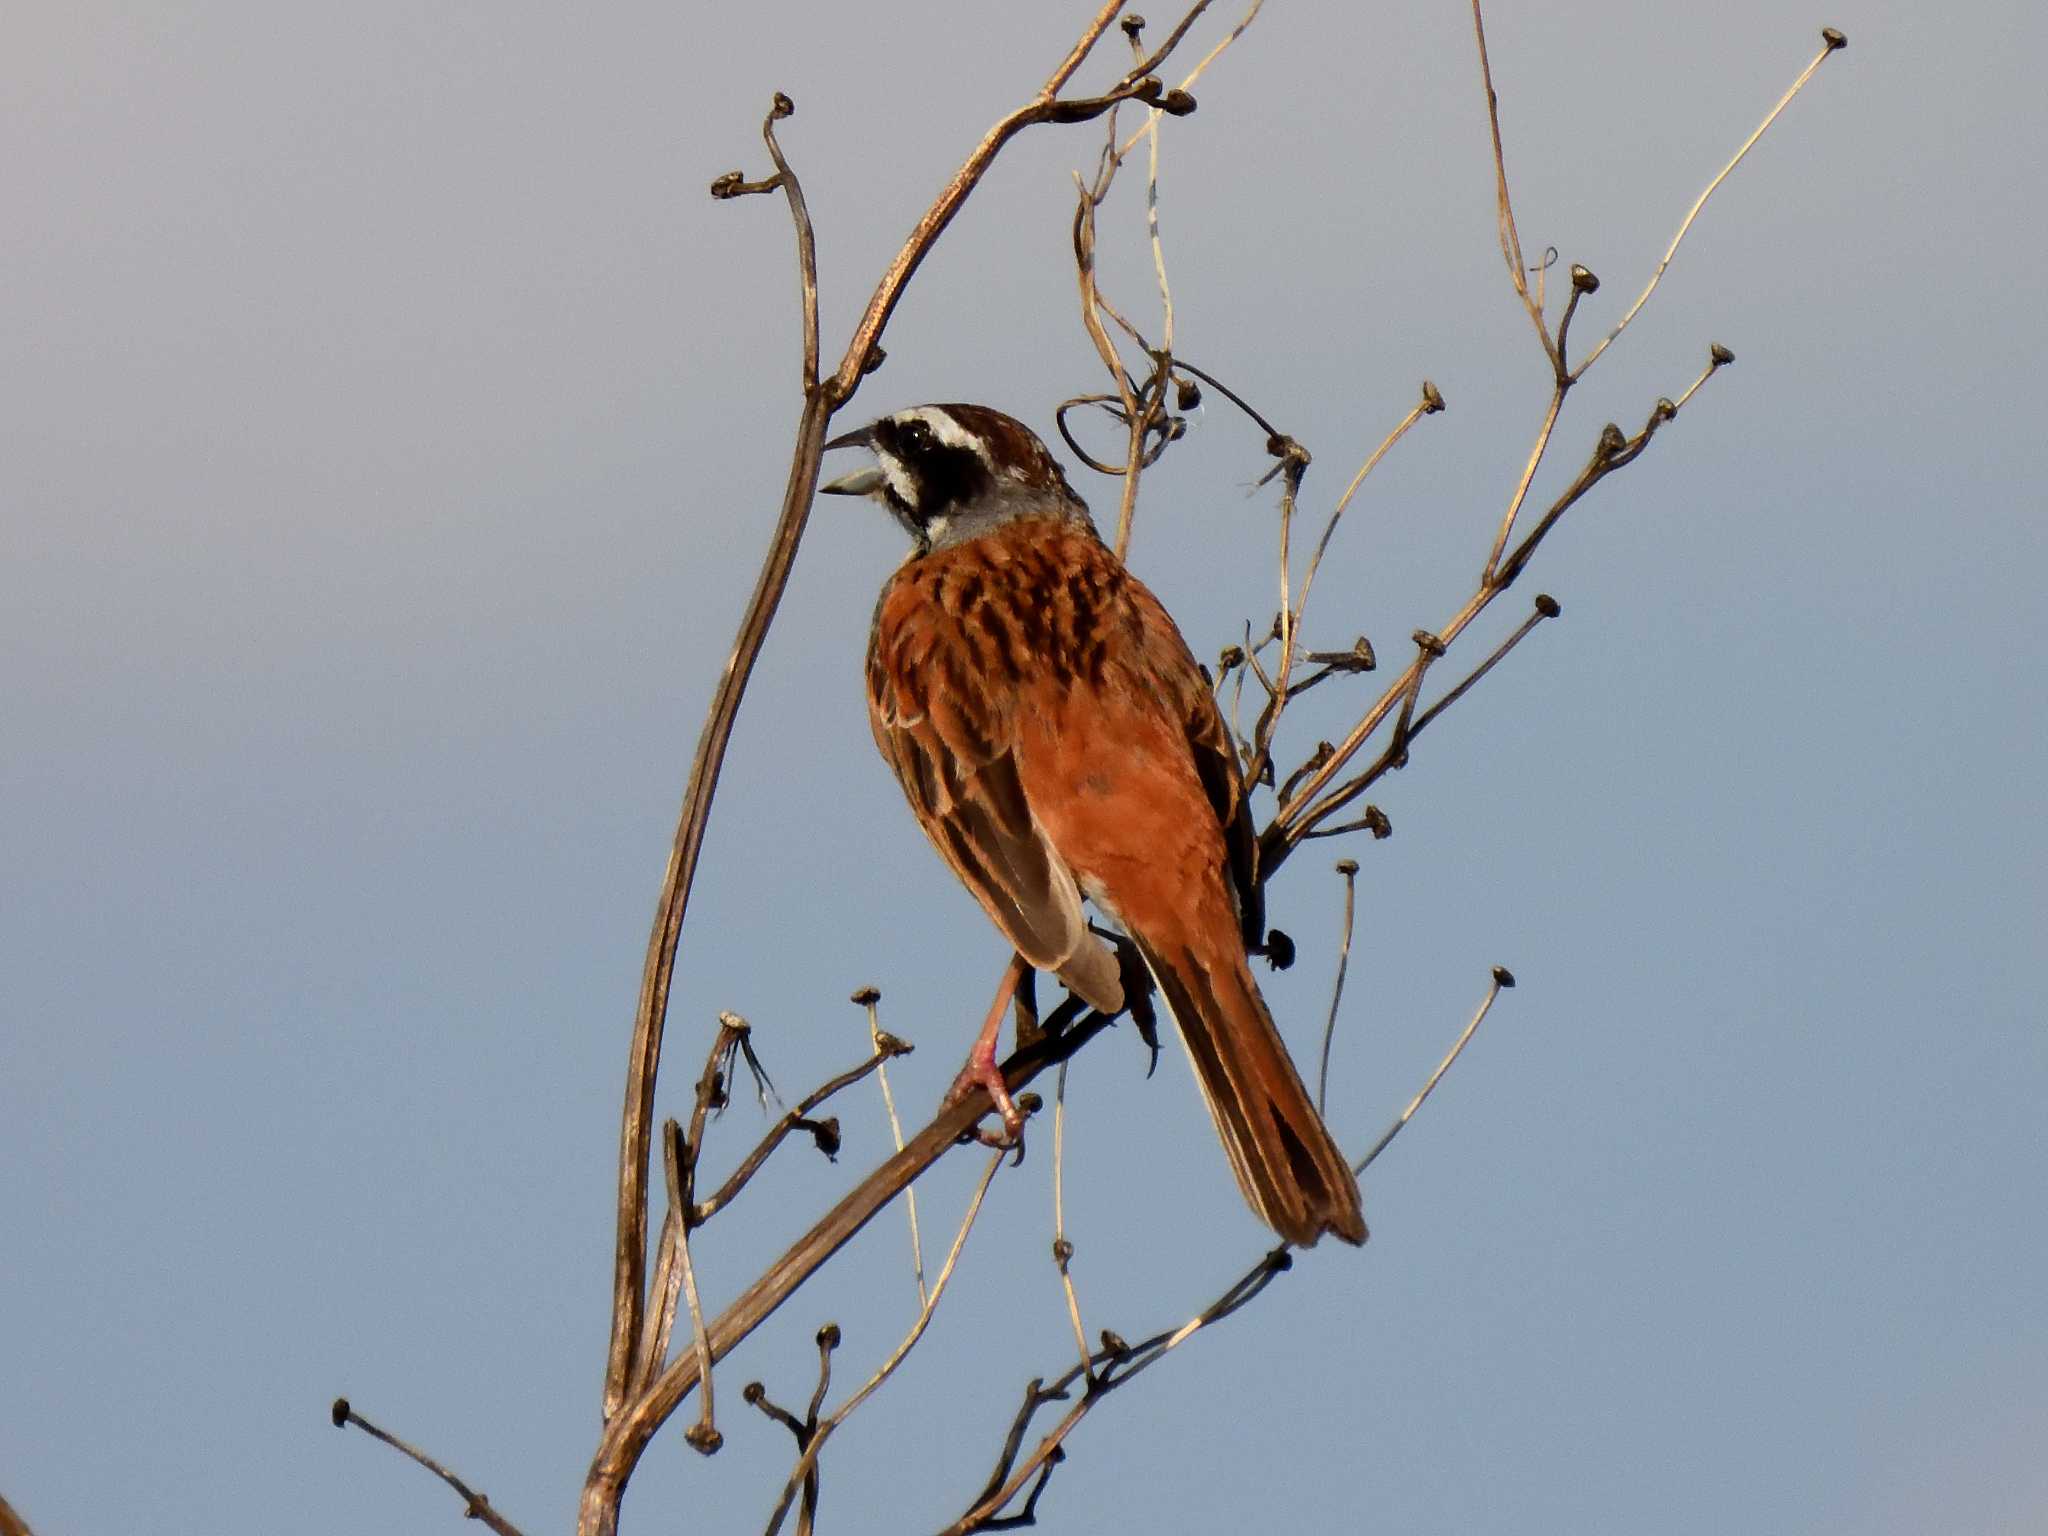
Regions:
[[1136, 935, 1368, 1248]]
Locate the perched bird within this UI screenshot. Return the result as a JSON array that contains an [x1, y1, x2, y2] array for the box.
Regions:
[[822, 403, 1366, 1248]]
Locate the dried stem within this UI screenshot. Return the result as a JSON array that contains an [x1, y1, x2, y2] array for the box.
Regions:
[[1315, 860, 1361, 1116], [692, 1032, 912, 1226], [1050, 1061, 1093, 1380], [1296, 385, 1442, 628], [1115, 0, 1266, 160], [1352, 968, 1513, 1175], [1469, 0, 1560, 366], [742, 1327, 838, 1535], [1241, 441, 1311, 792], [1572, 29, 1847, 379], [1265, 339, 1736, 874], [948, 967, 1514, 1533], [1482, 382, 1567, 586], [581, 1011, 1118, 1536], [331, 1399, 528, 1536], [1407, 596, 1558, 740], [664, 1122, 721, 1453], [857, 987, 927, 1306], [763, 1151, 1007, 1536]]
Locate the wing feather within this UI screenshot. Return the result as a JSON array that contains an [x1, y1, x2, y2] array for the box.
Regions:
[[867, 566, 1119, 1009]]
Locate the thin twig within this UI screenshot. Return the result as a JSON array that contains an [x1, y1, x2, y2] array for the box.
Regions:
[[1279, 596, 1553, 850], [1354, 968, 1513, 1175], [763, 1151, 1007, 1536], [664, 1123, 721, 1453], [1407, 595, 1559, 740], [1242, 444, 1311, 792], [1469, 0, 1559, 366], [632, 1018, 745, 1396], [1116, 0, 1266, 160], [760, 98, 819, 393], [1572, 29, 1847, 379], [827, 3, 1201, 405], [1295, 384, 1442, 629], [1315, 860, 1360, 1116], [693, 1033, 913, 1225], [331, 1399, 528, 1536], [582, 1009, 1117, 1536], [742, 1326, 839, 1536], [1051, 1061, 1092, 1380], [1672, 342, 1736, 413], [855, 987, 927, 1306], [1481, 383, 1567, 585], [1386, 630, 1445, 766], [948, 967, 1514, 1533]]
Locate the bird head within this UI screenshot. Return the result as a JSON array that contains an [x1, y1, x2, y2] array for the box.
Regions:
[[820, 404, 1092, 554]]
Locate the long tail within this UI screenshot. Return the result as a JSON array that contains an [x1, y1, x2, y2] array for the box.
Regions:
[[1136, 930, 1368, 1248]]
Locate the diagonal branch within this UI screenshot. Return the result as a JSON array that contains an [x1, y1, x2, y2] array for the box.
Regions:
[[581, 1010, 1123, 1536]]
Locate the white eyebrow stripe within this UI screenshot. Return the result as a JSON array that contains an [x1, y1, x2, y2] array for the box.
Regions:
[[898, 405, 994, 469]]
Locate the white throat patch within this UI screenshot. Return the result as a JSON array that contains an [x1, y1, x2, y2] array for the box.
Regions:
[[874, 454, 918, 508]]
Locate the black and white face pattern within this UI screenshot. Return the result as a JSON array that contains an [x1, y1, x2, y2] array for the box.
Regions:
[[822, 404, 1085, 552]]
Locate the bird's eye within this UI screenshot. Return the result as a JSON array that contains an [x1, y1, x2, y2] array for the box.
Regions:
[[898, 419, 936, 453]]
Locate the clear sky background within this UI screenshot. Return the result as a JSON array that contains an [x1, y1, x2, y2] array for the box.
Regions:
[[4, 2, 2043, 1532]]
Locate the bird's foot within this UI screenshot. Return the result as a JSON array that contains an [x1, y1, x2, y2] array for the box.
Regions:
[[946, 1051, 1026, 1154]]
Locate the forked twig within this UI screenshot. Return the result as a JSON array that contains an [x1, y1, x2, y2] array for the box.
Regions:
[[583, 1008, 1119, 1536], [691, 1032, 911, 1224]]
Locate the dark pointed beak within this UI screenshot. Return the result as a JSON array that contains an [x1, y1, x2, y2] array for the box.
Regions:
[[819, 426, 884, 497]]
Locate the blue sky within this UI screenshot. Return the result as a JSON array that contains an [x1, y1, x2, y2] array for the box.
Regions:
[[3, 2, 2043, 1532]]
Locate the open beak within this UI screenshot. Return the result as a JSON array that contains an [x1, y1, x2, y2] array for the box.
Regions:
[[819, 426, 884, 497]]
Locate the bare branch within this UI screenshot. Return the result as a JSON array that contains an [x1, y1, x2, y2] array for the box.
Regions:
[[742, 1323, 840, 1536], [330, 1398, 529, 1536], [693, 1032, 913, 1226], [1468, 0, 1560, 367], [581, 1012, 1120, 1536], [1572, 29, 1848, 379], [1050, 1062, 1093, 1381], [1353, 968, 1513, 1175], [947, 967, 1514, 1533], [1315, 859, 1361, 1116], [665, 1122, 721, 1454], [1295, 382, 1443, 628], [1482, 383, 1568, 587], [856, 986, 928, 1306]]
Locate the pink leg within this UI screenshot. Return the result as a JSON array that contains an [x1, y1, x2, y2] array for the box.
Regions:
[[946, 955, 1028, 1144]]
